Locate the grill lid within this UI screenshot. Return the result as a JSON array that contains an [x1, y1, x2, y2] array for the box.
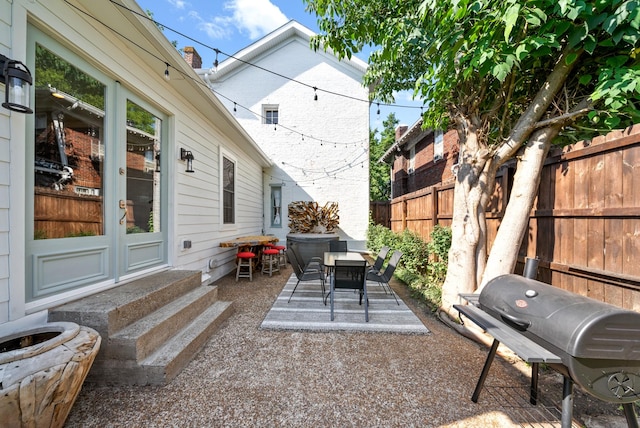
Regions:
[[478, 274, 640, 360]]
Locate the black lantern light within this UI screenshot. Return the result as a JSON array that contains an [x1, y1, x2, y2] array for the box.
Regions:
[[180, 148, 195, 173], [0, 54, 33, 114]]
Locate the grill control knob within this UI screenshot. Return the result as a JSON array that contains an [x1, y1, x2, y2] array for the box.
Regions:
[[525, 289, 538, 298]]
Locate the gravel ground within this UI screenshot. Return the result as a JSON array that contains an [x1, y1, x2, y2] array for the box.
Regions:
[[65, 264, 625, 427]]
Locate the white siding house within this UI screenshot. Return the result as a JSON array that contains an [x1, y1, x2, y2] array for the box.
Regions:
[[196, 21, 370, 250], [0, 0, 270, 327]]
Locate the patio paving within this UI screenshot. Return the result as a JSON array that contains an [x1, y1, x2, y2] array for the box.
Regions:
[[64, 264, 625, 427], [260, 273, 429, 334]]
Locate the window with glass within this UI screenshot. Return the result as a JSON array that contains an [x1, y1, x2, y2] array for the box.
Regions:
[[263, 105, 278, 124], [33, 44, 106, 239], [223, 156, 235, 224], [409, 146, 416, 174], [434, 130, 444, 161], [271, 186, 282, 227]]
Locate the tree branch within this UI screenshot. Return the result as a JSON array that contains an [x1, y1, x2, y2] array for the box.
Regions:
[[532, 106, 592, 130]]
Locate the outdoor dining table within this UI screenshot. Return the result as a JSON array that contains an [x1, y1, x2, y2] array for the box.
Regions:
[[323, 251, 366, 268]]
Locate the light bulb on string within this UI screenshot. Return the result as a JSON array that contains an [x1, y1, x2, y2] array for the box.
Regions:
[[213, 49, 219, 70], [164, 63, 170, 80], [233, 102, 237, 113], [313, 87, 318, 101], [376, 102, 380, 116]]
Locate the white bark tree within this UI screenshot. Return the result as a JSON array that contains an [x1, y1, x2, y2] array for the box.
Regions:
[[306, 0, 640, 316]]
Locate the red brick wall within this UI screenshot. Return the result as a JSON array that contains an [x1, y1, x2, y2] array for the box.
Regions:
[[391, 129, 459, 198]]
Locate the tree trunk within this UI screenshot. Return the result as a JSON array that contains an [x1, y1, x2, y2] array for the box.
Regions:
[[479, 126, 559, 289], [440, 115, 496, 312]]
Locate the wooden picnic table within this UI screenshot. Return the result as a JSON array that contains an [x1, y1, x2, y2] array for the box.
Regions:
[[220, 235, 280, 272], [219, 235, 279, 248]]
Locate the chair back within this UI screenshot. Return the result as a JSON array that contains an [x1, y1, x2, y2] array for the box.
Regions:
[[333, 260, 367, 290], [371, 246, 390, 272], [380, 250, 402, 281], [286, 248, 305, 279], [329, 240, 348, 252]]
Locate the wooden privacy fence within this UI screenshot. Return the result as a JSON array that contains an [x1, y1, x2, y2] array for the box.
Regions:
[[34, 188, 103, 238], [369, 201, 391, 228], [387, 125, 640, 310]]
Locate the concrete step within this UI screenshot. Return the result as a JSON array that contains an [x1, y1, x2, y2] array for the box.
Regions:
[[103, 284, 220, 362], [49, 270, 202, 337], [87, 300, 233, 385]]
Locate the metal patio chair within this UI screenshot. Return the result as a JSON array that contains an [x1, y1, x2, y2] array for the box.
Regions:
[[366, 250, 402, 305], [330, 259, 368, 322], [286, 248, 325, 303], [369, 245, 390, 274]]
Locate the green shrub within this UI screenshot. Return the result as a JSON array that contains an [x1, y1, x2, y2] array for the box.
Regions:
[[366, 222, 452, 310]]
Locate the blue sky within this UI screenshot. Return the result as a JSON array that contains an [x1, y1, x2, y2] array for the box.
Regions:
[[135, 0, 424, 131]]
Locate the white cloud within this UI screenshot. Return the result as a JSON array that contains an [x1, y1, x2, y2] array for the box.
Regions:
[[189, 10, 234, 40], [225, 0, 288, 40], [167, 0, 188, 9]]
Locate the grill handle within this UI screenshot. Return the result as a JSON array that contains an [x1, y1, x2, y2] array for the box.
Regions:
[[497, 310, 531, 331]]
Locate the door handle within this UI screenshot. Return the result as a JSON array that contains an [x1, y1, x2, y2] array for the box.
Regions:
[[119, 200, 127, 225]]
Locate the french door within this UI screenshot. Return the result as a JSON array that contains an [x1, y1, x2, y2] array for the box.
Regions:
[[26, 28, 167, 304]]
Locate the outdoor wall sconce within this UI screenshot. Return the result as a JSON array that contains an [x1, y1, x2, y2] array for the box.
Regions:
[[0, 54, 33, 114], [180, 148, 195, 173]]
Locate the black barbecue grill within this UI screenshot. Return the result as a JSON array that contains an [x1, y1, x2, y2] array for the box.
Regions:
[[455, 273, 640, 428]]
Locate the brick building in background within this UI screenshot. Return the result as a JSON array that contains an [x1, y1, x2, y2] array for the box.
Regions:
[[381, 119, 459, 199]]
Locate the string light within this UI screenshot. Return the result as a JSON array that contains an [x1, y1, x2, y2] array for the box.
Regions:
[[233, 102, 237, 113], [64, 0, 388, 149], [213, 48, 219, 70], [102, 0, 425, 112], [313, 87, 318, 101]]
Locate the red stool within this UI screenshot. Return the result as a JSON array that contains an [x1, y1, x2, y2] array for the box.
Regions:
[[271, 245, 287, 267], [261, 248, 280, 276], [236, 250, 255, 281]]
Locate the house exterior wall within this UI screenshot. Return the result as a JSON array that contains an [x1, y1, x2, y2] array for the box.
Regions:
[[1, 0, 269, 323], [391, 128, 459, 198], [205, 28, 370, 250]]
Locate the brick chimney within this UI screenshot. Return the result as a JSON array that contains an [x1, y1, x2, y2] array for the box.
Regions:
[[395, 125, 408, 142], [183, 46, 202, 69]]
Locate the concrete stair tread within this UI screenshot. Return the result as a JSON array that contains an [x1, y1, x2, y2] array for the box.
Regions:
[[50, 270, 201, 313], [140, 301, 233, 381], [106, 285, 220, 361], [112, 285, 217, 341]]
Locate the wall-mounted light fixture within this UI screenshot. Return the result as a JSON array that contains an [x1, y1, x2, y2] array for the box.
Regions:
[[180, 148, 194, 173], [0, 54, 33, 114]]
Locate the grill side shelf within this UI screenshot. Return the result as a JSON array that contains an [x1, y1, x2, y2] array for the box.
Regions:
[[454, 304, 563, 364]]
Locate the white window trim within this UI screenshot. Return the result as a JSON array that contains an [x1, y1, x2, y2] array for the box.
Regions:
[[262, 104, 279, 125], [220, 150, 237, 228]]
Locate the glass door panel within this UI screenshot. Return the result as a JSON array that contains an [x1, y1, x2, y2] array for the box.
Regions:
[[125, 100, 161, 235], [33, 44, 106, 239]]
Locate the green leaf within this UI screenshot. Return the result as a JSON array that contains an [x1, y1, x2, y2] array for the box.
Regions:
[[515, 43, 529, 60], [566, 52, 579, 65], [503, 4, 521, 42], [579, 74, 593, 85], [584, 35, 598, 54], [568, 23, 589, 47], [492, 62, 512, 82]]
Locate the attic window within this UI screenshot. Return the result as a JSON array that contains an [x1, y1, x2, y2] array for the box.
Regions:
[[263, 105, 278, 125]]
